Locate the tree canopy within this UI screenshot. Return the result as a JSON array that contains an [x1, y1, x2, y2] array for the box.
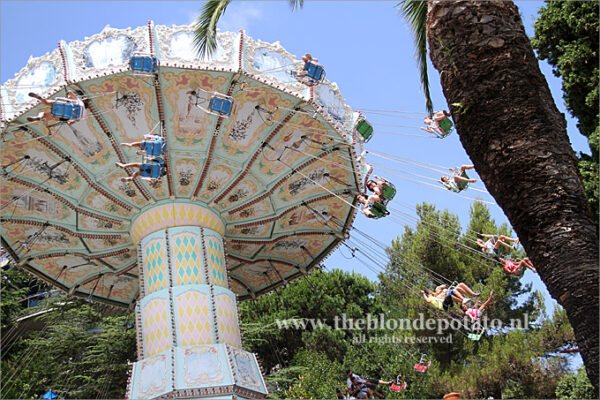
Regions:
[[0, 202, 591, 398], [532, 1, 599, 223]]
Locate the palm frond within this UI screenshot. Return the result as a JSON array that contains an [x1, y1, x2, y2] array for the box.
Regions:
[[193, 0, 232, 60], [289, 0, 304, 11], [396, 0, 433, 114]]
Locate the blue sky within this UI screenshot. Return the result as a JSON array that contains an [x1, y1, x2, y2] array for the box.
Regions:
[[1, 0, 585, 368]]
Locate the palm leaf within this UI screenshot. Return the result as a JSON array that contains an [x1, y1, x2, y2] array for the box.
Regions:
[[193, 0, 232, 60], [396, 0, 433, 114], [194, 0, 303, 60], [289, 0, 304, 11]]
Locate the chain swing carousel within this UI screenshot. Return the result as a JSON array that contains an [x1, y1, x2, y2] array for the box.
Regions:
[[0, 22, 382, 399]]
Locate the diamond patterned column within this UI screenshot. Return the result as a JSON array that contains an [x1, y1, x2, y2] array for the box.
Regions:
[[127, 203, 268, 400]]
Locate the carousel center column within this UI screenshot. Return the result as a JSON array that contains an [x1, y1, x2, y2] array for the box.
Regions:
[[125, 202, 268, 400]]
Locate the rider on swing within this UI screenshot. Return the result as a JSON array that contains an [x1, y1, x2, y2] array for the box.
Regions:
[[476, 234, 519, 258], [499, 257, 537, 275], [27, 91, 86, 124], [439, 165, 477, 193]]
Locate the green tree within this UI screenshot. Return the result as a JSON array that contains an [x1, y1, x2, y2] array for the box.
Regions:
[[380, 202, 536, 371], [556, 367, 596, 399], [434, 315, 573, 399], [242, 202, 579, 399], [1, 297, 136, 399], [240, 268, 383, 373], [380, 202, 575, 398], [1, 267, 38, 331], [532, 1, 599, 225]]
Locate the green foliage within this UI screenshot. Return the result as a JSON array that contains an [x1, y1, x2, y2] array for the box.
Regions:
[[240, 202, 577, 398], [555, 367, 596, 399], [240, 268, 382, 372], [284, 350, 344, 399], [532, 1, 599, 222], [1, 267, 38, 330], [1, 297, 136, 399], [2, 203, 579, 399]]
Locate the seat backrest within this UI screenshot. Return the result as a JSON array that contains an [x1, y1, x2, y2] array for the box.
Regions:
[[356, 120, 373, 141], [370, 202, 388, 218], [220, 99, 233, 115], [438, 118, 453, 133], [455, 171, 470, 191], [305, 62, 324, 80], [51, 101, 81, 119], [390, 382, 407, 393], [130, 54, 158, 73], [209, 96, 220, 111], [143, 141, 164, 156], [382, 185, 396, 200], [312, 65, 324, 80], [209, 96, 232, 115]]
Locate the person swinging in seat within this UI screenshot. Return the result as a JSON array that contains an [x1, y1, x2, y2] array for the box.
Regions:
[[295, 53, 325, 86], [27, 90, 86, 124], [499, 257, 536, 276], [346, 370, 391, 399], [422, 283, 480, 312], [421, 110, 453, 138], [461, 290, 494, 322], [120, 134, 166, 157], [348, 376, 374, 399], [115, 158, 166, 183], [439, 165, 477, 193], [366, 175, 396, 204], [420, 288, 446, 310], [476, 234, 519, 259], [356, 193, 388, 219]]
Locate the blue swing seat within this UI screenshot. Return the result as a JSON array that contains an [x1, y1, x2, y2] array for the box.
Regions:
[[129, 52, 159, 75], [140, 159, 166, 179], [303, 61, 325, 82], [141, 135, 166, 157], [208, 95, 234, 117], [50, 98, 83, 121]]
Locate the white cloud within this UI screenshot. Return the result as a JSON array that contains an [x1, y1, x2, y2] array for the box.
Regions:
[[217, 2, 263, 33], [188, 10, 199, 26]]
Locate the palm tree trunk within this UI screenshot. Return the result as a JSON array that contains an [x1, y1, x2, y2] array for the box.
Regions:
[[426, 0, 599, 392]]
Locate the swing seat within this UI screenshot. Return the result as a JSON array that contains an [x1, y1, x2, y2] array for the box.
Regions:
[[208, 94, 234, 117], [414, 354, 431, 372], [437, 117, 453, 135], [50, 98, 84, 121], [390, 381, 407, 393], [414, 361, 431, 373], [369, 202, 389, 219], [303, 61, 325, 81], [129, 52, 159, 75], [295, 61, 325, 86], [139, 159, 166, 180], [380, 182, 396, 202], [355, 118, 374, 142], [468, 329, 485, 341], [452, 170, 470, 192], [141, 135, 166, 157], [504, 263, 525, 278]]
